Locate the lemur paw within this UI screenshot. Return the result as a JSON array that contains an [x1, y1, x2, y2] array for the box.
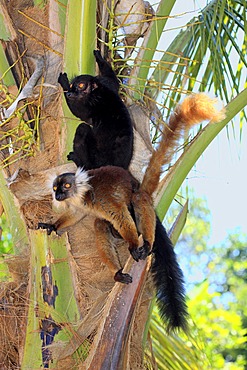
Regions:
[[138, 241, 151, 260], [38, 223, 57, 235], [93, 49, 104, 62], [58, 72, 69, 90], [129, 247, 141, 262], [129, 242, 151, 262], [67, 151, 74, 161], [114, 269, 132, 284]]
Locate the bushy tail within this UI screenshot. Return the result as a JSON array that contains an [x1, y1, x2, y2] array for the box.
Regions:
[[148, 94, 225, 331], [141, 93, 225, 196], [151, 217, 189, 332]]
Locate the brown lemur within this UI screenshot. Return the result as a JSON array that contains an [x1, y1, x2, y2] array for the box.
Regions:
[[39, 93, 225, 332]]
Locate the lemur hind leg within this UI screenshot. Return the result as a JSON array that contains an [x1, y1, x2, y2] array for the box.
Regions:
[[101, 202, 144, 262], [94, 219, 132, 284], [131, 191, 156, 259]]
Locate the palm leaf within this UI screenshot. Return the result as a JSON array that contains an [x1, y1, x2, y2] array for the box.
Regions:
[[147, 0, 247, 111], [156, 87, 247, 220], [148, 305, 210, 370], [60, 0, 97, 159], [128, 0, 177, 100]]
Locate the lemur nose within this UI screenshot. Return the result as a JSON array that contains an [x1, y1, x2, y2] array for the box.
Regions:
[[56, 193, 65, 201]]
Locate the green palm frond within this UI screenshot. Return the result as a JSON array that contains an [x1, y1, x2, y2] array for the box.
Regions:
[[147, 305, 210, 370], [149, 0, 246, 111], [156, 87, 247, 221], [63, 0, 96, 75]]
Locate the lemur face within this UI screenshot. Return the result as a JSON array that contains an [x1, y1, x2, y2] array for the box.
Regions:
[[66, 75, 98, 100], [52, 173, 76, 201], [58, 73, 99, 120], [52, 169, 91, 202]]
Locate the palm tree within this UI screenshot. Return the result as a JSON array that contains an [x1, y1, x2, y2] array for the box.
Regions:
[[0, 0, 246, 368]]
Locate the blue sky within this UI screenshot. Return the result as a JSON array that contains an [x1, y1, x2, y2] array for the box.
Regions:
[[188, 120, 247, 244], [162, 0, 247, 245]]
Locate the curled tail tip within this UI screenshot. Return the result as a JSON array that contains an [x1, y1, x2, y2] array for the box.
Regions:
[[177, 93, 226, 126]]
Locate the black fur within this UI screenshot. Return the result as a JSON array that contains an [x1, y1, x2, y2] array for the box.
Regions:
[[152, 218, 188, 332], [58, 50, 133, 170]]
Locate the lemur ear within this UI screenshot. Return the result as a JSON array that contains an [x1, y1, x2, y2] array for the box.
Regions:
[[92, 82, 98, 91]]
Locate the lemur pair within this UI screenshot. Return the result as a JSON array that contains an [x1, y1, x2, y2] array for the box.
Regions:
[[39, 50, 224, 332]]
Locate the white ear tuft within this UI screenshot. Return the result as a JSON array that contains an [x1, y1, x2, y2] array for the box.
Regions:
[[75, 168, 92, 197]]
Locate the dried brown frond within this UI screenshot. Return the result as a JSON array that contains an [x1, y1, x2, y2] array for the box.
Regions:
[[0, 281, 28, 369]]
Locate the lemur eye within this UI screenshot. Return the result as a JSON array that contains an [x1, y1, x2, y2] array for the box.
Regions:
[[64, 183, 71, 189], [69, 84, 73, 89], [78, 82, 85, 89], [53, 186, 57, 191]]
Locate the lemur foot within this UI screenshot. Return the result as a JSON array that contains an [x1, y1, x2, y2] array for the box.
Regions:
[[129, 241, 151, 262], [114, 269, 133, 284], [138, 241, 151, 260]]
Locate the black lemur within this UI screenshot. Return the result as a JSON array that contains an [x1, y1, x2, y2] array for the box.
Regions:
[[58, 50, 133, 170]]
